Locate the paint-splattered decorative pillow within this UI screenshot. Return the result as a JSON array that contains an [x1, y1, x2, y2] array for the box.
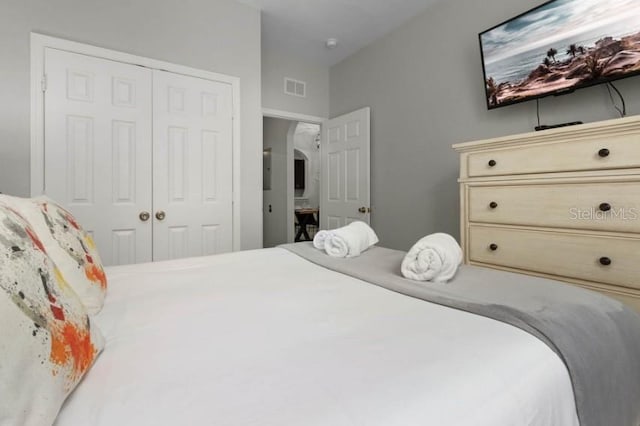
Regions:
[[0, 195, 107, 314], [0, 204, 104, 425]]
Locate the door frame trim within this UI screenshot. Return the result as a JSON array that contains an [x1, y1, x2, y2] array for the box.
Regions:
[[262, 108, 325, 125], [31, 33, 242, 251]]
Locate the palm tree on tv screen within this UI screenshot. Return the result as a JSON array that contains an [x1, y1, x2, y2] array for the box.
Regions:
[[486, 77, 498, 105], [546, 47, 558, 63], [567, 44, 578, 58]]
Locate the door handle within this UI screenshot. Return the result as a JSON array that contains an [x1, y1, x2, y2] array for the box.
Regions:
[[139, 211, 150, 222], [358, 207, 371, 214], [155, 211, 166, 221]]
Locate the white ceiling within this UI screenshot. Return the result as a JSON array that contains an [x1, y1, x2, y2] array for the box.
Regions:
[[237, 0, 442, 67]]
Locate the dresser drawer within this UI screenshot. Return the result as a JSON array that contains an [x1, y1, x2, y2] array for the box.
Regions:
[[469, 226, 640, 290], [469, 182, 640, 233], [467, 134, 640, 177]]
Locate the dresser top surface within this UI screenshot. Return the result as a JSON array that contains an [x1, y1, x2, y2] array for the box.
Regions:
[[452, 115, 640, 152]]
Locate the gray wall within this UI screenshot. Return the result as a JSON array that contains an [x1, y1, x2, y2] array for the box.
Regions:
[[262, 47, 329, 118], [262, 117, 291, 247], [330, 0, 640, 250], [0, 0, 263, 249]]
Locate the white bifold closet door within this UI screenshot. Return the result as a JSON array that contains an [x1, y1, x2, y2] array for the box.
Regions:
[[44, 48, 154, 266], [152, 70, 233, 261], [43, 48, 233, 266]]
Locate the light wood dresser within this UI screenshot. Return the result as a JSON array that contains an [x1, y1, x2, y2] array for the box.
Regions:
[[453, 116, 640, 312]]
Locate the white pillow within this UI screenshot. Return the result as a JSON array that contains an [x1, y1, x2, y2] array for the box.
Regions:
[[0, 205, 104, 425], [0, 195, 107, 314]]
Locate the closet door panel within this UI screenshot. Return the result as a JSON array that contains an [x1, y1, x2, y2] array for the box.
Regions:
[[44, 48, 153, 266], [152, 70, 233, 261]]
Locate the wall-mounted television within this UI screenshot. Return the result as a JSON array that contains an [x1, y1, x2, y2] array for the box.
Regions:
[[479, 0, 640, 109]]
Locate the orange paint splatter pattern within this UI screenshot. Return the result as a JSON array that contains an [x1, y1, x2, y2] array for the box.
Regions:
[[48, 263, 99, 387], [0, 204, 101, 393], [85, 263, 107, 290], [49, 322, 96, 383]]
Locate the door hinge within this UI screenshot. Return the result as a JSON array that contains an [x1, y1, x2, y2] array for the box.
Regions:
[[41, 74, 47, 92]]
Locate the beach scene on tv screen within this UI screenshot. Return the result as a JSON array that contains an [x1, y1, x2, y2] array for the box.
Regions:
[[481, 0, 640, 107]]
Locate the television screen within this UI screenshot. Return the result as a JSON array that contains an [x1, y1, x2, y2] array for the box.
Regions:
[[479, 0, 640, 109]]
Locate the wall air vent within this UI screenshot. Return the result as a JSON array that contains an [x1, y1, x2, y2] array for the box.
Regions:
[[284, 77, 306, 98]]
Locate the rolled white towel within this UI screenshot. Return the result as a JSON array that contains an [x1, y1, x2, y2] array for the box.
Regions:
[[313, 230, 334, 250], [324, 221, 379, 258], [401, 233, 463, 283]]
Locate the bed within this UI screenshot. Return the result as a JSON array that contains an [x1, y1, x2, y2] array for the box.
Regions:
[[48, 240, 639, 426], [56, 246, 579, 426]]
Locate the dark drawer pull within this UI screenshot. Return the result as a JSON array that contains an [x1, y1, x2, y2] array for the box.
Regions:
[[598, 148, 610, 158], [599, 203, 612, 212], [488, 159, 497, 167], [489, 243, 498, 251], [489, 201, 498, 209], [599, 257, 612, 266]]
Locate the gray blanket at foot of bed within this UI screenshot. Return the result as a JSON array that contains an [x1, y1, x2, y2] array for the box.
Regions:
[[282, 242, 640, 426]]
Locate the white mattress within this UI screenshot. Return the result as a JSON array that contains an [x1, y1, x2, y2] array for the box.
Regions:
[[56, 248, 579, 426]]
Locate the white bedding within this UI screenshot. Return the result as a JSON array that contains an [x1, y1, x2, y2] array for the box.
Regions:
[[56, 248, 579, 426]]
